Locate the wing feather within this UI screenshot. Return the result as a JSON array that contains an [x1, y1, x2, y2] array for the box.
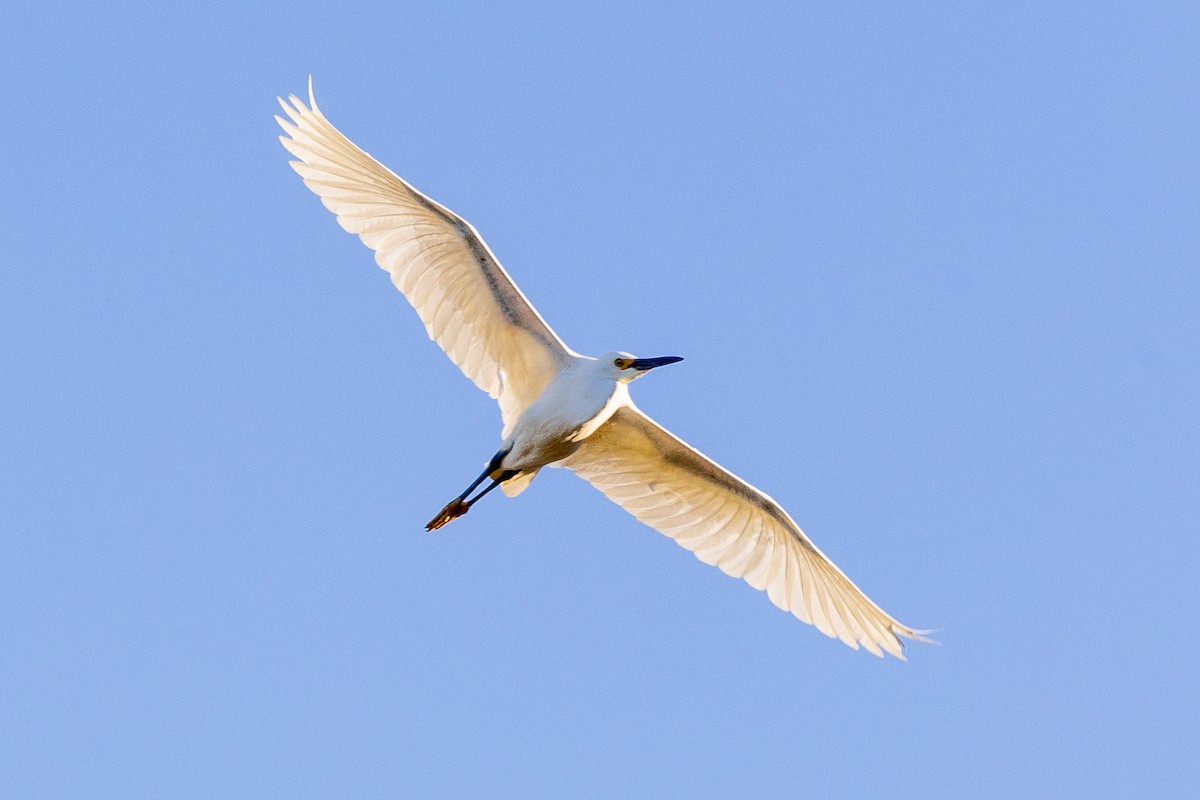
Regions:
[[277, 82, 575, 434], [564, 405, 931, 659]]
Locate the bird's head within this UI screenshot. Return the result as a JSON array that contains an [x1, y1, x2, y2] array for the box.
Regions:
[[601, 351, 685, 383]]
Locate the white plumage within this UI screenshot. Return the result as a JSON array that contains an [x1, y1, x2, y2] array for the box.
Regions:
[[277, 80, 931, 658]]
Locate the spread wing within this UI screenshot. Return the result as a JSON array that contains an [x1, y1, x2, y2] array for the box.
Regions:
[[276, 81, 575, 434], [563, 406, 931, 658]]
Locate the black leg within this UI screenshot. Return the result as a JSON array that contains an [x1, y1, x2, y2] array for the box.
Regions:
[[425, 451, 512, 531], [454, 449, 508, 500], [456, 465, 493, 501], [465, 470, 518, 508]]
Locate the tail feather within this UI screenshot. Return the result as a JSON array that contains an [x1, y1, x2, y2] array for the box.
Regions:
[[501, 470, 538, 496]]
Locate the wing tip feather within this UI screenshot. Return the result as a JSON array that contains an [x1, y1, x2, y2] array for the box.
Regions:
[[901, 627, 939, 646]]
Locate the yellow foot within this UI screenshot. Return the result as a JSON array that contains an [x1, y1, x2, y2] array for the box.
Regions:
[[425, 499, 470, 531]]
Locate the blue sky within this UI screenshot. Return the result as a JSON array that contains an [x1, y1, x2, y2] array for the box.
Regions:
[[4, 2, 1198, 797]]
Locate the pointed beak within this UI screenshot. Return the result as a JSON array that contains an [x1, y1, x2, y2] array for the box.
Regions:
[[629, 355, 684, 371]]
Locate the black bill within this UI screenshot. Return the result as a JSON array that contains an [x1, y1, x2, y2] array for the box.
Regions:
[[629, 355, 685, 371]]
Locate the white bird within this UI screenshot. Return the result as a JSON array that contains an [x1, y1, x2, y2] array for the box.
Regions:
[[277, 81, 931, 658]]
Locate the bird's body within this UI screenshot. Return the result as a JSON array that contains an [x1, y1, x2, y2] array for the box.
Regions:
[[277, 81, 931, 659], [502, 355, 629, 476]]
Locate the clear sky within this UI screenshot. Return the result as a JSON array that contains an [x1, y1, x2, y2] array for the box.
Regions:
[[3, 2, 1198, 797]]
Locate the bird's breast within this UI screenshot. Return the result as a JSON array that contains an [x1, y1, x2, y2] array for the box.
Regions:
[[567, 383, 628, 443], [504, 373, 626, 470]]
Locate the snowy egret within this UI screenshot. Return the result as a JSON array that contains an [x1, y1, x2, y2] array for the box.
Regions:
[[277, 82, 931, 658]]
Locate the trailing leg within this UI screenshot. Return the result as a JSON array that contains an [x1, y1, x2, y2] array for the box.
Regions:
[[425, 450, 514, 531]]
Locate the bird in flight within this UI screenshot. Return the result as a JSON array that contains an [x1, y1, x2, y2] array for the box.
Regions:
[[277, 80, 930, 658]]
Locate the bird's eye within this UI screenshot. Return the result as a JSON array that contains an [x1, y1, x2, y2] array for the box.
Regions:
[[614, 357, 633, 369]]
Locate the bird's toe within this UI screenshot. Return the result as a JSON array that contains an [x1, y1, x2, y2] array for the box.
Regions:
[[425, 499, 470, 531]]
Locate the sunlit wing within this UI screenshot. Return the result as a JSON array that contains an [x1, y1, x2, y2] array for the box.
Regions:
[[276, 81, 576, 434], [563, 406, 931, 658]]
